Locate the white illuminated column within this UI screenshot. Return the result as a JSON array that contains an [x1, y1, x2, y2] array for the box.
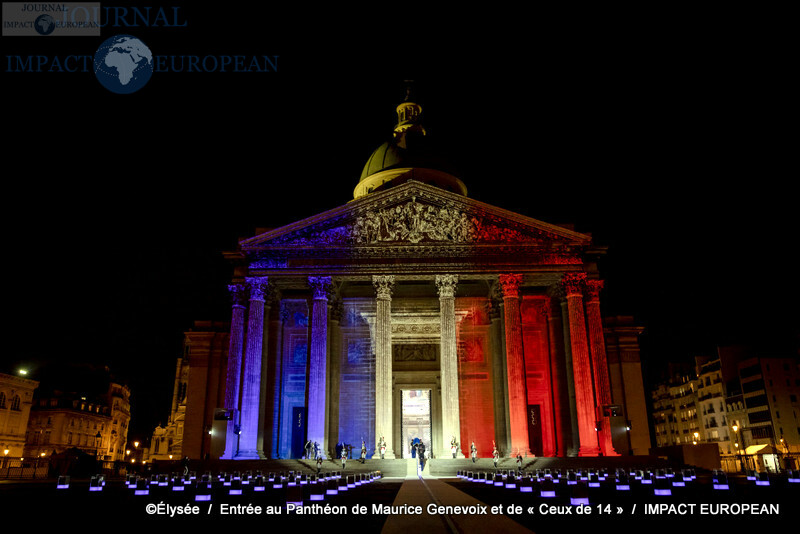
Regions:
[[437, 274, 463, 458], [373, 275, 395, 458]]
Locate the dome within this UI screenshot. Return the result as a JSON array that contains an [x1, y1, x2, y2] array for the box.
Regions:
[[353, 91, 467, 199]]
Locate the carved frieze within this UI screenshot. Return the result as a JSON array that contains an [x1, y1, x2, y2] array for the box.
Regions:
[[268, 200, 545, 247], [393, 344, 438, 362]]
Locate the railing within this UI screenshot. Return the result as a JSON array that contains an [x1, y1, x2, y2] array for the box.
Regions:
[[0, 465, 49, 479]]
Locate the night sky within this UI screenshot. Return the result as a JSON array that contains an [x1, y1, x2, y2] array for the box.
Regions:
[[3, 6, 797, 441]]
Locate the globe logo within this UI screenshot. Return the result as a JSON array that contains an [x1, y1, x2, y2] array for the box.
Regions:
[[34, 14, 56, 35], [94, 35, 154, 95]]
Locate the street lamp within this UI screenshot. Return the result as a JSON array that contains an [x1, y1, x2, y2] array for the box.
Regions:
[[732, 424, 743, 472], [693, 432, 699, 445]]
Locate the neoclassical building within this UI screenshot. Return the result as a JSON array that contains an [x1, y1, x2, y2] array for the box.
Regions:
[[207, 93, 650, 461]]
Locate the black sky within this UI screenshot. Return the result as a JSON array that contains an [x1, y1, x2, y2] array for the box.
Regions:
[[3, 6, 797, 439]]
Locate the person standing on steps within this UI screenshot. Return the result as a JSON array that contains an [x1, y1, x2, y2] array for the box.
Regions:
[[378, 436, 386, 459]]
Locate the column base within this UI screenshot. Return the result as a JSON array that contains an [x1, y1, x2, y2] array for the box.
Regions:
[[578, 445, 602, 457], [234, 450, 266, 460]]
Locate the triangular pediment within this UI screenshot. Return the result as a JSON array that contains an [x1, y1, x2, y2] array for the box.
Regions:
[[239, 181, 591, 252]]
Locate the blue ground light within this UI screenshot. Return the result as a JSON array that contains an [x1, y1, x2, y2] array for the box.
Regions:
[[3, 466, 799, 531]]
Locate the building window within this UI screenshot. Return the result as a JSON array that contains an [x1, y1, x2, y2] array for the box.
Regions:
[[10, 396, 21, 411]]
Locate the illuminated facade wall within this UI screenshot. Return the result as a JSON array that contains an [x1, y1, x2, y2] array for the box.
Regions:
[[0, 372, 38, 459]]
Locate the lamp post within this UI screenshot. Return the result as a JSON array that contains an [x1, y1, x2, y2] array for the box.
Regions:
[[693, 432, 699, 445], [732, 425, 743, 472]]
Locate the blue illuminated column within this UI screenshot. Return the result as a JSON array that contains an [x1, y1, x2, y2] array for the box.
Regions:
[[306, 276, 333, 457], [222, 283, 247, 459], [236, 276, 269, 459]]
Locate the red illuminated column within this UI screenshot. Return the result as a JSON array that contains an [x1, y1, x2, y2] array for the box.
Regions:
[[237, 277, 270, 459], [306, 276, 332, 458], [373, 275, 395, 458], [222, 282, 247, 459], [436, 274, 463, 458], [561, 272, 600, 456], [584, 279, 618, 456], [499, 274, 529, 457]]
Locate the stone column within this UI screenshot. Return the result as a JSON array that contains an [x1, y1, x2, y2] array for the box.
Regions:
[[561, 272, 600, 456], [327, 295, 343, 458], [544, 294, 568, 457], [498, 274, 529, 457], [584, 279, 618, 456], [307, 276, 333, 457], [436, 274, 463, 458], [237, 277, 269, 459], [271, 305, 289, 458], [555, 285, 580, 457], [373, 275, 395, 458], [222, 283, 247, 459], [488, 294, 510, 456]]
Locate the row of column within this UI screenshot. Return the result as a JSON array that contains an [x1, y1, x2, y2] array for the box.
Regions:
[[222, 271, 615, 460], [223, 275, 334, 460], [498, 272, 616, 457]]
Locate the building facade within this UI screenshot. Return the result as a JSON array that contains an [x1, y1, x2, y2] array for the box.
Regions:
[[23, 367, 131, 463], [0, 372, 39, 462], [730, 356, 800, 471], [207, 94, 650, 461], [146, 357, 190, 462], [651, 350, 800, 472]]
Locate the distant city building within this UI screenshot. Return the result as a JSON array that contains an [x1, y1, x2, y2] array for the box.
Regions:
[[23, 365, 131, 463], [651, 347, 800, 472], [145, 321, 230, 462], [146, 356, 190, 462], [0, 371, 39, 461], [728, 356, 800, 471]]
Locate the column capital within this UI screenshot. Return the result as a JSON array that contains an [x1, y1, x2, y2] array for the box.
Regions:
[[584, 279, 604, 302], [435, 274, 459, 299], [498, 273, 523, 299], [372, 275, 395, 301], [245, 276, 270, 301], [560, 272, 587, 297], [228, 283, 248, 307], [308, 276, 333, 300]]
